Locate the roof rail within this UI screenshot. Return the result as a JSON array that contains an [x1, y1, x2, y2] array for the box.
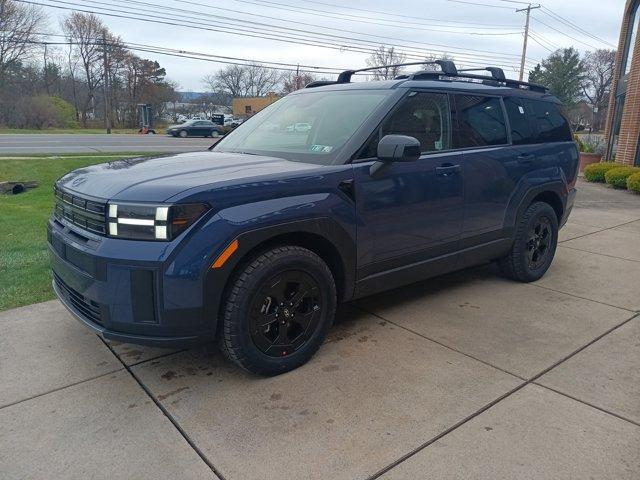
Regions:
[[408, 69, 548, 93]]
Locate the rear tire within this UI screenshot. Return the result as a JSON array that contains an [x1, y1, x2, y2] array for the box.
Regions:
[[499, 201, 558, 282], [218, 246, 336, 376]]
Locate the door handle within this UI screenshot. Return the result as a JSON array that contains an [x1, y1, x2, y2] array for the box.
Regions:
[[436, 164, 461, 176], [517, 154, 535, 164]]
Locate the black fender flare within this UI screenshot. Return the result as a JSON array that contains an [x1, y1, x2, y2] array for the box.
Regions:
[[505, 180, 567, 230], [203, 217, 356, 336]]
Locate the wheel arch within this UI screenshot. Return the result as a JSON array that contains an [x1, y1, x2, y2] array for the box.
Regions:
[[506, 181, 567, 228], [530, 190, 563, 224], [204, 218, 356, 338]]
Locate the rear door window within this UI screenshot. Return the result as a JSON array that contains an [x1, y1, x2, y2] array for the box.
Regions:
[[529, 100, 573, 143], [452, 95, 508, 148], [504, 97, 536, 145]]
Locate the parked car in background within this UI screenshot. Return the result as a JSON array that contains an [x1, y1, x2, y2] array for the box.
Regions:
[[50, 61, 578, 376], [167, 120, 222, 138]]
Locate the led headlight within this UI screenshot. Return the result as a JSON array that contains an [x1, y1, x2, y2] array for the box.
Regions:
[[107, 202, 209, 241]]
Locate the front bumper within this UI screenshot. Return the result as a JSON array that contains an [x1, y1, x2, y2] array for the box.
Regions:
[[48, 218, 213, 348]]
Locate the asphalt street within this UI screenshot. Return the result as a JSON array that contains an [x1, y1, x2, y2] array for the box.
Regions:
[[0, 134, 217, 154]]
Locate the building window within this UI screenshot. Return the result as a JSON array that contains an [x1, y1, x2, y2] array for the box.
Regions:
[[245, 105, 252, 114], [622, 1, 640, 76]]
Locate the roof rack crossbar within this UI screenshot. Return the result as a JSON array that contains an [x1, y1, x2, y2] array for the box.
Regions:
[[458, 67, 506, 81], [304, 59, 547, 93], [334, 60, 458, 84]]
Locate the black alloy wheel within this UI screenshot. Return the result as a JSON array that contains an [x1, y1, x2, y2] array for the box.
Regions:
[[499, 201, 558, 282], [526, 216, 552, 270], [249, 271, 322, 357], [219, 246, 336, 375]]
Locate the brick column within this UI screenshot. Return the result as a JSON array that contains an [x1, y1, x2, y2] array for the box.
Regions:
[[604, 0, 640, 165]]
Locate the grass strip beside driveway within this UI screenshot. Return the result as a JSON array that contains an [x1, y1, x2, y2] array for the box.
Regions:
[[0, 154, 152, 311]]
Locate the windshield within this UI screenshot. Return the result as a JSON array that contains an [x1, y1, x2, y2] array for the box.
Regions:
[[214, 90, 391, 164]]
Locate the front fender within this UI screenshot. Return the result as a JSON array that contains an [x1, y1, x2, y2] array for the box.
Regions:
[[163, 191, 356, 339]]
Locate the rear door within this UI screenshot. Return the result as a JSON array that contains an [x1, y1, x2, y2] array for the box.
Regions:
[[454, 94, 537, 245]]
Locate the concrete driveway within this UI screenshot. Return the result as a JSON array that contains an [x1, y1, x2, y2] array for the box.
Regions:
[[1, 179, 639, 479], [0, 134, 217, 154]]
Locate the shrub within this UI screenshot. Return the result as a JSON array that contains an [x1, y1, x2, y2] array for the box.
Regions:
[[605, 166, 640, 189], [583, 162, 619, 182], [627, 172, 640, 193]]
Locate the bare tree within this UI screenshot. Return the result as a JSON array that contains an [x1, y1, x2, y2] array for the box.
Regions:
[[203, 64, 244, 97], [422, 53, 455, 71], [0, 0, 47, 86], [582, 49, 616, 131], [204, 63, 283, 97], [62, 12, 106, 125], [366, 45, 406, 80], [242, 63, 283, 96], [281, 70, 319, 93]]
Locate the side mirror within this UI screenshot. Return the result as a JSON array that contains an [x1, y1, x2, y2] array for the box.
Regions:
[[370, 135, 421, 176], [377, 134, 421, 163]]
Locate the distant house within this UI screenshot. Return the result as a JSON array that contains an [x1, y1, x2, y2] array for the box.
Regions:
[[232, 93, 280, 118]]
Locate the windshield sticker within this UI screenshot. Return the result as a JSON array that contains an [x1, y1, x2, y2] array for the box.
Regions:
[[310, 145, 333, 153]]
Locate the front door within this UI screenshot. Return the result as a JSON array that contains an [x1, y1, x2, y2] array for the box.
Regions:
[[353, 91, 464, 281]]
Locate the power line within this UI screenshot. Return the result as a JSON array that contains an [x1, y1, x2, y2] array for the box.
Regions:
[[527, 31, 554, 53], [446, 0, 514, 10], [24, 0, 538, 70], [229, 0, 520, 32], [263, 0, 522, 28], [530, 16, 602, 50], [540, 6, 616, 48], [142, 0, 532, 62]]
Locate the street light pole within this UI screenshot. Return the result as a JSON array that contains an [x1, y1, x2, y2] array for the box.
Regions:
[[516, 3, 541, 82]]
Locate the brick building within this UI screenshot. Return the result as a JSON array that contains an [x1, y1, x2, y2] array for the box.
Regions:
[[604, 0, 640, 165]]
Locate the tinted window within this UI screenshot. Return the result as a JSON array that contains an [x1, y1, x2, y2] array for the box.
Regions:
[[453, 95, 508, 148], [530, 100, 572, 143], [359, 91, 451, 158], [504, 97, 536, 145]]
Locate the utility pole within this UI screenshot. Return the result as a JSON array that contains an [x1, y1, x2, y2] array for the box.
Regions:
[[295, 64, 301, 90], [516, 3, 541, 82], [101, 32, 112, 134]]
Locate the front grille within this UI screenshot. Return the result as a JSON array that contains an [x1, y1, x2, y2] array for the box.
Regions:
[[54, 273, 104, 325], [54, 186, 107, 235]]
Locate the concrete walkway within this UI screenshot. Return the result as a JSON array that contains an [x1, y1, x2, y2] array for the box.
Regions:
[[1, 179, 639, 479]]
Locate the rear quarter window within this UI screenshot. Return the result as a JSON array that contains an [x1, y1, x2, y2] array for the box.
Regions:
[[529, 100, 573, 143]]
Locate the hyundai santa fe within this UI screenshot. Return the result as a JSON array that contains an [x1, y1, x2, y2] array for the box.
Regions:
[[49, 61, 579, 375]]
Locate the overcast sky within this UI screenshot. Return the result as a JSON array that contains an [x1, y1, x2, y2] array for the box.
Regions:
[[37, 0, 626, 90]]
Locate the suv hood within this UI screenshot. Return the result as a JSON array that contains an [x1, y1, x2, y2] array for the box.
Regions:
[[56, 152, 319, 202]]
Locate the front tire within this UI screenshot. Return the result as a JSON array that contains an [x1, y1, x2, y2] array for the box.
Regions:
[[179, 130, 188, 138], [218, 246, 336, 376], [499, 201, 558, 282]]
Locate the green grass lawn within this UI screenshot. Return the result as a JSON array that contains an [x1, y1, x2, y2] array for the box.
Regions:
[[0, 154, 149, 311]]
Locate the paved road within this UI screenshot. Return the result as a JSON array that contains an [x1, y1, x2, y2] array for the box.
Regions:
[[0, 134, 217, 154], [1, 179, 639, 479]]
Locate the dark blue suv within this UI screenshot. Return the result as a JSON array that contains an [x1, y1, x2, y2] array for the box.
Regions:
[[49, 62, 578, 375]]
